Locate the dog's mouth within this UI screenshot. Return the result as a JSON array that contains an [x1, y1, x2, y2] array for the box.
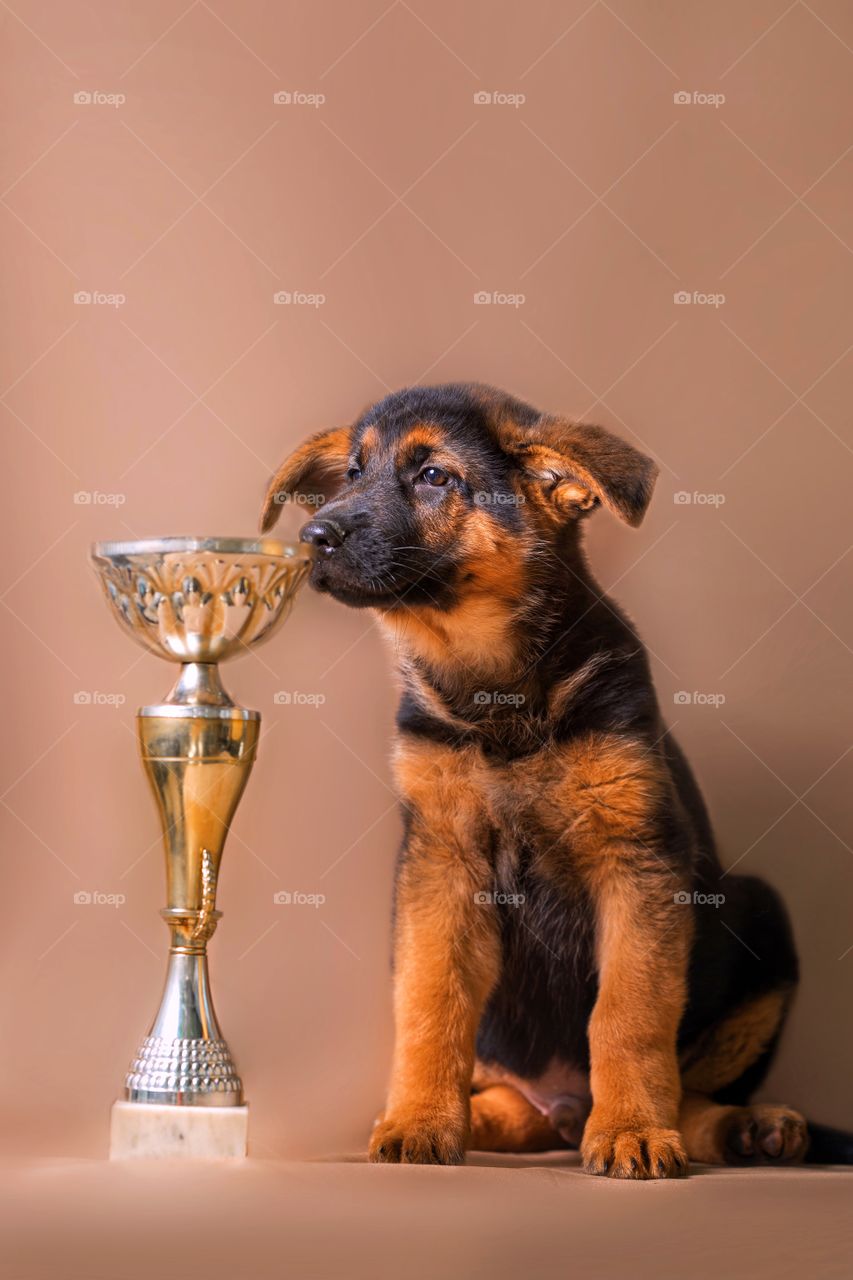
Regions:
[[308, 546, 454, 611], [309, 557, 398, 608]]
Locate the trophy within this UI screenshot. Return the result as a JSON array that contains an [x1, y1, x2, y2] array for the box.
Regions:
[[89, 536, 312, 1158]]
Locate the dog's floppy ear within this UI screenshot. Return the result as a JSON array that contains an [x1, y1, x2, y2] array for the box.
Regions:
[[259, 427, 351, 532], [503, 418, 658, 527]]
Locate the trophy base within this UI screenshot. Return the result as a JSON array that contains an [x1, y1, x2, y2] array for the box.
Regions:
[[109, 1100, 248, 1160]]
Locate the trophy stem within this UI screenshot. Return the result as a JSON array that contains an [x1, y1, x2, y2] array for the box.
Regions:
[[164, 661, 234, 708], [119, 694, 259, 1111], [126, 952, 241, 1106]]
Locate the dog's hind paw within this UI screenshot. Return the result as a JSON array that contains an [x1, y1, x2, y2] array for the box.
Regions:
[[723, 1104, 808, 1165]]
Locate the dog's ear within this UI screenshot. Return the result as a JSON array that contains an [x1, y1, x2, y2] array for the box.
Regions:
[[259, 427, 351, 532], [502, 418, 658, 527]]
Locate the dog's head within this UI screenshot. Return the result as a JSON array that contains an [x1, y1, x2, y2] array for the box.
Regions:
[[259, 384, 657, 613]]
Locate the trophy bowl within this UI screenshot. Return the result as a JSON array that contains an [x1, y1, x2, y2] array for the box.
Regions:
[[90, 536, 312, 1158], [91, 535, 312, 707]]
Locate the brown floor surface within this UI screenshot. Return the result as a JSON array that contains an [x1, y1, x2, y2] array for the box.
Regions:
[[1, 1152, 851, 1280]]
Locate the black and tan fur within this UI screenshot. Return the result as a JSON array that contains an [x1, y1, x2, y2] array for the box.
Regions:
[[260, 383, 844, 1177]]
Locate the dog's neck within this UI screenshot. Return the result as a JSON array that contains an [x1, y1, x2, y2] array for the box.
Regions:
[[378, 589, 523, 684], [375, 538, 603, 710]]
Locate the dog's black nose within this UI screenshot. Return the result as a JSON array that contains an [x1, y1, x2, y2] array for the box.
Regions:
[[300, 518, 346, 550]]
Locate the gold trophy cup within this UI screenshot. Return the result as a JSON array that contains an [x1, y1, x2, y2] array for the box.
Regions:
[[90, 536, 311, 1157]]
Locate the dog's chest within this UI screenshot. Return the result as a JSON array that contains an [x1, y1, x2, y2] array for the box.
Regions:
[[475, 748, 578, 869], [475, 750, 598, 1077]]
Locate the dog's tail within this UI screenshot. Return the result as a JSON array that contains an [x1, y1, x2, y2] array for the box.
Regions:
[[805, 1120, 853, 1165]]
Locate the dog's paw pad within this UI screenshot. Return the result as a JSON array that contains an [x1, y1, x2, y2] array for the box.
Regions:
[[724, 1105, 807, 1165]]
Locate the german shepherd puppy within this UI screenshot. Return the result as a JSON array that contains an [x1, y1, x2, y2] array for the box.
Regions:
[[260, 383, 841, 1178]]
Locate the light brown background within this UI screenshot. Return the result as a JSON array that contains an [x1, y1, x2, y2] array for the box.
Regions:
[[1, 0, 851, 1163]]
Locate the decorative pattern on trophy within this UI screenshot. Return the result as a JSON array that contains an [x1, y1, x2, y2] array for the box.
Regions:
[[90, 537, 312, 1157]]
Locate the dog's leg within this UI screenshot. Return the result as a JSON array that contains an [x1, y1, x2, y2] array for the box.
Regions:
[[580, 872, 690, 1179], [679, 1092, 808, 1164], [369, 832, 500, 1165], [677, 986, 806, 1165], [468, 1085, 559, 1153]]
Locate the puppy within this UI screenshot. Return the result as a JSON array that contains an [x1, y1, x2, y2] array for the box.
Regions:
[[261, 383, 825, 1177]]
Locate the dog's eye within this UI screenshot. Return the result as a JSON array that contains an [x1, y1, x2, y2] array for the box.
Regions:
[[417, 466, 449, 487], [347, 467, 362, 482]]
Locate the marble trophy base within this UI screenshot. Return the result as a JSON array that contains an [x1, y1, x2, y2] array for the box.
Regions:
[[110, 1100, 249, 1159]]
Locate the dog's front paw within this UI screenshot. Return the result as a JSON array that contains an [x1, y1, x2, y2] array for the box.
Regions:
[[369, 1110, 466, 1165], [581, 1123, 688, 1179]]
